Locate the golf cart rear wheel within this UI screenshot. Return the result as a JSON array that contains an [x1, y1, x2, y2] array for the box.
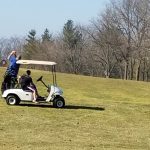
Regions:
[[6, 95, 20, 105], [53, 97, 65, 108]]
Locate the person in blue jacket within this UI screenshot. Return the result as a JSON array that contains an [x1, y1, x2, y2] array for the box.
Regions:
[[6, 51, 21, 78], [1, 51, 21, 93]]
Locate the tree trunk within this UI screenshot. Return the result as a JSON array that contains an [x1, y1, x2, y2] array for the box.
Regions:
[[136, 64, 140, 81], [130, 59, 134, 80], [146, 72, 149, 82], [142, 59, 146, 81], [124, 61, 128, 80], [135, 59, 140, 81], [104, 70, 110, 78]]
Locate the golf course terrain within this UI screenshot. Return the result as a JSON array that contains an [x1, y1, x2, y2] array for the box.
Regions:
[[0, 67, 150, 150]]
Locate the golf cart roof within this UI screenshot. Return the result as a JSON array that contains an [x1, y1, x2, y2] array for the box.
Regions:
[[16, 60, 57, 65]]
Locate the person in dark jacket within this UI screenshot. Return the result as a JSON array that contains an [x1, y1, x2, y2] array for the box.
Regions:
[[20, 70, 39, 103]]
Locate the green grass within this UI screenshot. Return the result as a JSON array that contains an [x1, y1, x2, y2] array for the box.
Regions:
[[0, 67, 150, 150]]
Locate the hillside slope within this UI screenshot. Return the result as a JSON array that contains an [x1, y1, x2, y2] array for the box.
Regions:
[[0, 67, 150, 150]]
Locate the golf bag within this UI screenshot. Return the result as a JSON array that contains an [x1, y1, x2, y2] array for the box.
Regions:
[[1, 71, 17, 94]]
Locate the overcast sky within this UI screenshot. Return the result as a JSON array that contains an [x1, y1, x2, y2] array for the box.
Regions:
[[0, 0, 110, 38]]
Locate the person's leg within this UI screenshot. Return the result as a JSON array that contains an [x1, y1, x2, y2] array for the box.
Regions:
[[10, 77, 17, 88], [31, 84, 39, 97], [27, 86, 37, 102], [32, 91, 37, 102]]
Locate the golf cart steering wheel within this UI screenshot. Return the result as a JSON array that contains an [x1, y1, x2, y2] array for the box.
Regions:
[[37, 76, 43, 82]]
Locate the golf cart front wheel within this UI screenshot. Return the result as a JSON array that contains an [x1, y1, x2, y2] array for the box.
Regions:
[[6, 95, 20, 105], [53, 97, 65, 108]]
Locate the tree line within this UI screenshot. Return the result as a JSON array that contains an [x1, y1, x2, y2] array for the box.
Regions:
[[1, 0, 150, 81]]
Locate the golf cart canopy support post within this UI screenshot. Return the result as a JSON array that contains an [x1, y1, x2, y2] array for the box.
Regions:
[[52, 65, 57, 86]]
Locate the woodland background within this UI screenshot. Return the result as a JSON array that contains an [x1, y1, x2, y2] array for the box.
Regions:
[[1, 0, 150, 81]]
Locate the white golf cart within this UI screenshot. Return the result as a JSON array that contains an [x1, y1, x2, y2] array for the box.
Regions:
[[2, 60, 65, 108]]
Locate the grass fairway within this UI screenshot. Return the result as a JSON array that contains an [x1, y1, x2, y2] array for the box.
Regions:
[[0, 67, 150, 150]]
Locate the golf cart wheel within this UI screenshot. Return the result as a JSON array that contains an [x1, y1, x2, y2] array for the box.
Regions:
[[53, 96, 65, 108], [6, 95, 20, 105]]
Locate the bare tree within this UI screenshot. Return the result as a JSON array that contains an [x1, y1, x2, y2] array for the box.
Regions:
[[108, 0, 150, 80], [0, 37, 25, 58], [85, 7, 123, 78]]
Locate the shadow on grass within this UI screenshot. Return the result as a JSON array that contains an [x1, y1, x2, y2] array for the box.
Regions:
[[64, 105, 105, 111], [19, 103, 105, 111]]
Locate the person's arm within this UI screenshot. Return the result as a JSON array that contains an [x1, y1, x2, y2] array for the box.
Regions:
[[7, 51, 16, 60], [30, 77, 34, 85]]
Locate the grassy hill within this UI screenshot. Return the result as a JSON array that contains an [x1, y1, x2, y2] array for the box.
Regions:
[[0, 67, 150, 150]]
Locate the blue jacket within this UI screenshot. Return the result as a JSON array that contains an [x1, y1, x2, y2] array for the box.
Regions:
[[7, 55, 20, 77]]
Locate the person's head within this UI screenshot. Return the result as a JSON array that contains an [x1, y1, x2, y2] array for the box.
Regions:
[[26, 70, 31, 76]]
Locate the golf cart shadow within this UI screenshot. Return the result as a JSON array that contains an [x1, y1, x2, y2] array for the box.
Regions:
[[19, 103, 105, 111], [65, 105, 105, 111]]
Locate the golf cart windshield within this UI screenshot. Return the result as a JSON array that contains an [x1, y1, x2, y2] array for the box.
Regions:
[[16, 60, 57, 86]]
